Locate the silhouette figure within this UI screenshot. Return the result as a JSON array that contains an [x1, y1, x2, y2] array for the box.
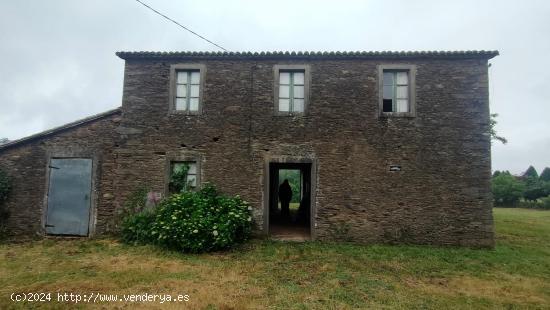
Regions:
[[278, 179, 293, 219]]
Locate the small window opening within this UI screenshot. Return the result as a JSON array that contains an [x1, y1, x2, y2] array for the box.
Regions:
[[169, 161, 197, 194]]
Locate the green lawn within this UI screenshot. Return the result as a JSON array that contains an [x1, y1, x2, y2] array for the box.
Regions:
[[278, 202, 300, 210], [1, 208, 549, 309]]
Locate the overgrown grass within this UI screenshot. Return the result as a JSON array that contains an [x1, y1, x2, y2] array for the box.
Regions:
[[1, 208, 549, 309]]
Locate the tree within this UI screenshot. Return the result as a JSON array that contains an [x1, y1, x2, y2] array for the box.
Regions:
[[523, 166, 538, 178], [489, 113, 507, 144], [492, 170, 501, 177], [492, 173, 525, 206], [523, 177, 549, 201], [540, 167, 550, 182]]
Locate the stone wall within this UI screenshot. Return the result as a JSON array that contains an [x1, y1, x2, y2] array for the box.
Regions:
[[0, 111, 121, 236], [115, 55, 494, 247], [0, 54, 494, 247]]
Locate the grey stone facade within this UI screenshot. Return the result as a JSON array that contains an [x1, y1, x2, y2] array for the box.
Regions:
[[0, 51, 498, 247]]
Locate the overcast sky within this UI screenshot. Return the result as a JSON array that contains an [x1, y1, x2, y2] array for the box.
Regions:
[[1, 0, 549, 175]]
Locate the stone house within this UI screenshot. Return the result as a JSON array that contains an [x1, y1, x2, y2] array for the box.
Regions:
[[0, 50, 498, 247]]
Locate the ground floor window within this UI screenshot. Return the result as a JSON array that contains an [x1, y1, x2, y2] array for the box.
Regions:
[[169, 161, 197, 193]]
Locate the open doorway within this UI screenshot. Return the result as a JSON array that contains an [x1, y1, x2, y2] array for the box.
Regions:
[[268, 162, 312, 241]]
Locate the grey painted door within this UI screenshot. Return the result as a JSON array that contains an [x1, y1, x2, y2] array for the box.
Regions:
[[46, 158, 92, 236]]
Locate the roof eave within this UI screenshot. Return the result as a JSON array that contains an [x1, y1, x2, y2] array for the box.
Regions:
[[116, 50, 499, 60], [0, 108, 122, 152]]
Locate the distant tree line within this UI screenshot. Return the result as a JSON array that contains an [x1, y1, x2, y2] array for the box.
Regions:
[[492, 166, 550, 209]]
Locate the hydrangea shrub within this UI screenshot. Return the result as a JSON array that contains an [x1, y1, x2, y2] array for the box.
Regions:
[[121, 184, 252, 252]]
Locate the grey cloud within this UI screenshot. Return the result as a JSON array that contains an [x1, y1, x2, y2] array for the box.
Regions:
[[0, 0, 548, 174]]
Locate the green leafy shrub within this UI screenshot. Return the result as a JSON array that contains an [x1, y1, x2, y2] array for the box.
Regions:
[[110, 186, 149, 233], [518, 196, 550, 210], [120, 209, 156, 243], [492, 173, 525, 206], [121, 184, 252, 253], [122, 187, 149, 215]]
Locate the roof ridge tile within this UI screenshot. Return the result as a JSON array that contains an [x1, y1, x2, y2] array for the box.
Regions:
[[115, 50, 499, 60]]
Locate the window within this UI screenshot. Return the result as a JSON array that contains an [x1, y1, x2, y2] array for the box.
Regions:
[[274, 65, 310, 115], [383, 71, 409, 112], [175, 70, 200, 111], [169, 64, 205, 114], [378, 64, 416, 117], [279, 71, 305, 113], [169, 161, 198, 193]]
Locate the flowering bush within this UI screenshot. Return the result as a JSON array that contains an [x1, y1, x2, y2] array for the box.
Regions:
[[121, 184, 252, 253]]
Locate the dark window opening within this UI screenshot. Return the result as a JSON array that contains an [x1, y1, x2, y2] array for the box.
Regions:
[[383, 99, 393, 112]]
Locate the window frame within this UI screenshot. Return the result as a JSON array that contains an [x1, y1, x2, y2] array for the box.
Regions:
[[273, 64, 310, 116], [165, 155, 202, 195], [169, 64, 206, 115], [378, 64, 416, 117], [170, 161, 198, 188]]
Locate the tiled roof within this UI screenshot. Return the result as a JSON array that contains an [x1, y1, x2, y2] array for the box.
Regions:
[[116, 50, 499, 60], [0, 108, 121, 152]]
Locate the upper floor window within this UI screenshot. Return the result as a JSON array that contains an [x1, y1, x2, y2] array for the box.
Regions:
[[169, 64, 206, 114], [383, 71, 409, 112], [176, 70, 200, 111], [279, 71, 305, 113], [274, 65, 310, 115], [378, 64, 416, 117]]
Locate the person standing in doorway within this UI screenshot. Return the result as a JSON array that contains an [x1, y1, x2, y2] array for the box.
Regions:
[[279, 179, 293, 219]]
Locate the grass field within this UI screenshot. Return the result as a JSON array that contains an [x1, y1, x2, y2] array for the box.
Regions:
[[1, 208, 549, 309], [277, 202, 301, 210]]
